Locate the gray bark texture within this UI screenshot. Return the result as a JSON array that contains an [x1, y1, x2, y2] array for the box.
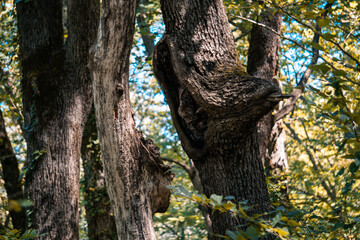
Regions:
[[0, 109, 26, 231], [81, 108, 117, 240], [16, 0, 99, 238], [247, 11, 289, 175], [154, 0, 285, 238], [90, 0, 173, 239]]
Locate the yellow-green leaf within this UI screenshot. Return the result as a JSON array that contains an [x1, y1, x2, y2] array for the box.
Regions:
[[317, 18, 330, 27]]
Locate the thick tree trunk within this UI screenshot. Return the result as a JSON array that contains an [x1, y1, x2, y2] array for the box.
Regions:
[[154, 0, 285, 238], [247, 12, 289, 176], [81, 108, 117, 240], [0, 109, 26, 231], [90, 0, 173, 239], [16, 0, 99, 239]]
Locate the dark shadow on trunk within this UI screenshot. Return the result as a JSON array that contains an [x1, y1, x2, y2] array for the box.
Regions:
[[0, 109, 26, 231], [16, 0, 100, 238], [81, 107, 117, 240]]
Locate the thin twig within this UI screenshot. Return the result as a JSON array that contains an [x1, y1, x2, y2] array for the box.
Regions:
[[161, 156, 191, 175]]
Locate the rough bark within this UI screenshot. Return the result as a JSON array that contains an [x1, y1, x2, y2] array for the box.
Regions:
[[0, 109, 26, 230], [81, 108, 117, 240], [90, 0, 173, 239], [247, 12, 289, 176], [16, 0, 99, 239], [137, 1, 214, 233], [154, 0, 285, 238]]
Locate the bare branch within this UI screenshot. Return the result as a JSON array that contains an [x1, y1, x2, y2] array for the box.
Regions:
[[161, 157, 192, 175]]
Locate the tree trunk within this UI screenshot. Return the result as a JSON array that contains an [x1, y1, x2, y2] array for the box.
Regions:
[[90, 0, 173, 239], [247, 11, 289, 176], [81, 108, 117, 240], [0, 109, 26, 231], [137, 0, 155, 58], [154, 0, 284, 238], [16, 0, 99, 239]]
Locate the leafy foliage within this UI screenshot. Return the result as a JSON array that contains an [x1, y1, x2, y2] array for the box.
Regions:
[[0, 229, 36, 240]]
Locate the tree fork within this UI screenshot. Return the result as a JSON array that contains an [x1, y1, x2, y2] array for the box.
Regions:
[[16, 0, 100, 238], [247, 10, 289, 190], [154, 0, 288, 238], [90, 0, 173, 238]]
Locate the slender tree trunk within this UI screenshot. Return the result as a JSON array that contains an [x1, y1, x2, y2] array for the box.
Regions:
[[154, 0, 285, 238], [81, 108, 117, 240], [137, 0, 155, 58], [247, 12, 289, 177], [16, 0, 99, 239], [90, 0, 173, 239], [0, 109, 26, 231]]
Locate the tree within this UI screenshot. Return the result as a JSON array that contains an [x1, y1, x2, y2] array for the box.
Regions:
[[16, 0, 99, 238], [247, 10, 288, 175], [0, 108, 26, 231], [153, 0, 289, 237], [90, 0, 173, 239], [81, 108, 117, 240]]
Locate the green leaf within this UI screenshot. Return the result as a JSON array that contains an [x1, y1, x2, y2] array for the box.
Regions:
[[331, 222, 345, 231], [317, 18, 330, 27], [273, 228, 289, 237], [322, 33, 336, 40], [178, 185, 192, 198], [210, 194, 223, 204], [272, 212, 282, 226], [342, 180, 354, 194], [287, 219, 300, 227], [224, 196, 235, 200], [226, 230, 240, 240], [333, 69, 347, 77], [246, 225, 259, 239], [349, 162, 359, 173], [309, 42, 325, 51], [304, 12, 315, 19], [308, 63, 330, 73], [338, 139, 348, 152]]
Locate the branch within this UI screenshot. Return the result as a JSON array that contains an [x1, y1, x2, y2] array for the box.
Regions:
[[234, 30, 251, 43], [161, 157, 192, 175], [272, 1, 358, 121], [271, 1, 360, 67], [160, 222, 178, 236]]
